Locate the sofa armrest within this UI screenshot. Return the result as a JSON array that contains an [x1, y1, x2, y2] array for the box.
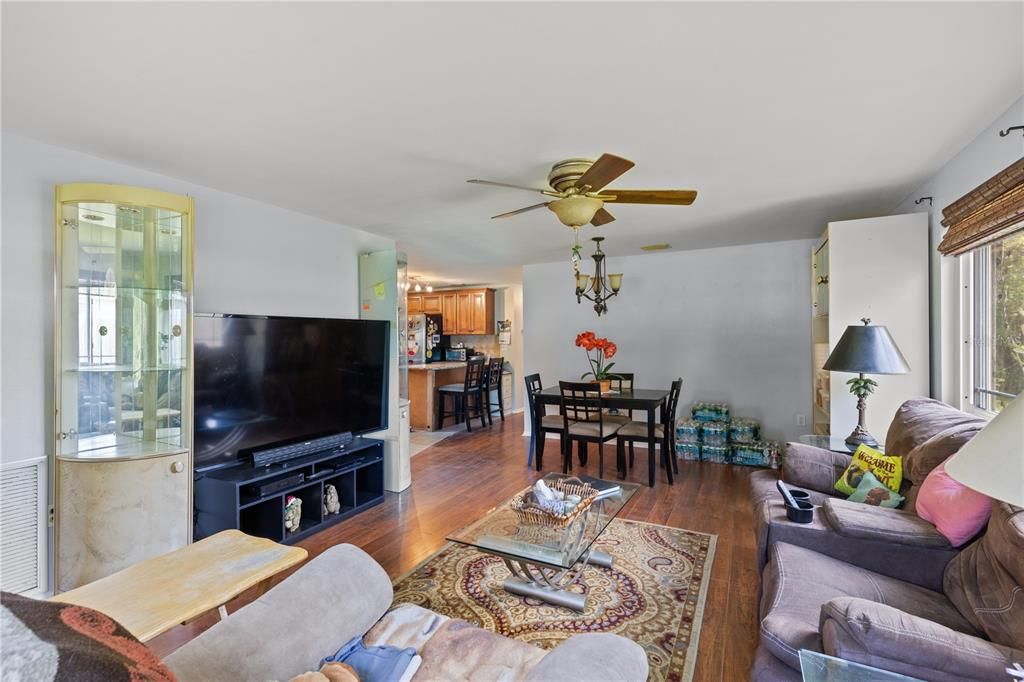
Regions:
[[526, 633, 649, 681], [820, 597, 1022, 682], [165, 544, 393, 682], [823, 498, 952, 548], [781, 442, 851, 494]]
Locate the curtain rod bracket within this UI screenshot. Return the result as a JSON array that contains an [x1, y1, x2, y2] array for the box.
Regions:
[[915, 197, 933, 206], [998, 125, 1024, 137]]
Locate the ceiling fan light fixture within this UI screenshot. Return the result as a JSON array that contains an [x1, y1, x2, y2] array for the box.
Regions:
[[548, 196, 604, 228]]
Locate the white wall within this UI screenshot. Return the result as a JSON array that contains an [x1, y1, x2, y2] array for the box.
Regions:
[[891, 95, 1024, 406], [0, 131, 394, 468], [523, 239, 814, 444]]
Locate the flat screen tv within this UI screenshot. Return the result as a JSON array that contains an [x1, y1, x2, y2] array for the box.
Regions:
[[193, 313, 389, 469]]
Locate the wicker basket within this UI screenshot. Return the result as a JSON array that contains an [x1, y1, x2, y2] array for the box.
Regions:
[[510, 477, 599, 528]]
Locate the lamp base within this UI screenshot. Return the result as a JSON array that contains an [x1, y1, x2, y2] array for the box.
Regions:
[[844, 424, 878, 448]]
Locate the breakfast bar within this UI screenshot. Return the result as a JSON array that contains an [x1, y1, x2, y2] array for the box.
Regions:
[[408, 361, 467, 430]]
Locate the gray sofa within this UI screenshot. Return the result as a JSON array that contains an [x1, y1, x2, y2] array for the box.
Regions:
[[749, 398, 986, 590], [753, 502, 1024, 681], [165, 543, 649, 681]]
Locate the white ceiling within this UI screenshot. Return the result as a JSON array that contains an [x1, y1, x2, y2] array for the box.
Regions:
[[3, 2, 1021, 284]]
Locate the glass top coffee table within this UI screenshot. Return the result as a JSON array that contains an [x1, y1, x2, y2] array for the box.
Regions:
[[447, 473, 640, 611]]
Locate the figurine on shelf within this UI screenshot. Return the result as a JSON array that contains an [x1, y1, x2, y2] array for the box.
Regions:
[[323, 484, 341, 515], [284, 495, 302, 532]]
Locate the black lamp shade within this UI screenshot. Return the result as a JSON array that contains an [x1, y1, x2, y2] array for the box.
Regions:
[[823, 323, 910, 375]]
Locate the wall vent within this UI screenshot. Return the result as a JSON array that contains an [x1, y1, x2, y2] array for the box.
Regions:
[[1, 458, 47, 595]]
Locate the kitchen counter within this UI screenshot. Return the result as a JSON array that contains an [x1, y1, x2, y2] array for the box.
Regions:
[[408, 362, 467, 430], [407, 361, 466, 371]]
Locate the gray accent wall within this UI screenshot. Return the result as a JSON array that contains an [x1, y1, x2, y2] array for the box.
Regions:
[[523, 238, 814, 444]]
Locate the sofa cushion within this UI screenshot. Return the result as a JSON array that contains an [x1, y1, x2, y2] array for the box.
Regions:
[[754, 499, 955, 591], [759, 542, 978, 672], [944, 503, 1024, 650], [884, 398, 984, 466], [903, 421, 985, 485], [780, 443, 851, 495], [823, 498, 950, 548], [1, 591, 175, 682], [820, 597, 1021, 682], [165, 544, 393, 682]]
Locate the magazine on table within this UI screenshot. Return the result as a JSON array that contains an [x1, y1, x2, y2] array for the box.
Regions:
[[577, 475, 622, 499]]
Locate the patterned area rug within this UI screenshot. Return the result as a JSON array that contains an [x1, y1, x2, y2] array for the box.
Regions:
[[391, 519, 717, 682]]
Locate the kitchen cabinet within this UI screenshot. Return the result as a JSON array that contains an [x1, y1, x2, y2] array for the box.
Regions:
[[407, 287, 494, 335], [421, 293, 442, 314], [441, 293, 457, 334], [468, 290, 492, 334]]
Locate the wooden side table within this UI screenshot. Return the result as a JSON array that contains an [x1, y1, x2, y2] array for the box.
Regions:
[[51, 530, 307, 641]]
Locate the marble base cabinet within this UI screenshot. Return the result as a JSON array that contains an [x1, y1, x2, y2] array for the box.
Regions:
[[53, 183, 195, 593], [56, 452, 190, 592]]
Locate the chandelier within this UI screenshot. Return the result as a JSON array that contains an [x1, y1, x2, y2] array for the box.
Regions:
[[575, 236, 622, 316]]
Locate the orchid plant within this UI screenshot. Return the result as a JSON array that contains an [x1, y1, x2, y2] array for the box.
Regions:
[[575, 331, 619, 380]]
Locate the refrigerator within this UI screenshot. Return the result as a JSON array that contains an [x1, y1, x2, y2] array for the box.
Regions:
[[407, 313, 448, 363]]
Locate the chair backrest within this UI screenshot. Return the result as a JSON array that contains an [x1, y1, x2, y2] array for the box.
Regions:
[[486, 357, 504, 389], [608, 372, 634, 394], [463, 356, 486, 391], [524, 373, 542, 416], [665, 377, 683, 426], [559, 381, 603, 425]]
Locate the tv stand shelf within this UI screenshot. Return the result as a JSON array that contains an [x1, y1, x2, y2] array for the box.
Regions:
[[194, 437, 385, 544]]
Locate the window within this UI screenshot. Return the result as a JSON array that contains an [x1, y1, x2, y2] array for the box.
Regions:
[[966, 230, 1024, 413]]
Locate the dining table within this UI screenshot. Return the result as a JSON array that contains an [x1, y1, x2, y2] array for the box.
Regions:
[[531, 386, 673, 487]]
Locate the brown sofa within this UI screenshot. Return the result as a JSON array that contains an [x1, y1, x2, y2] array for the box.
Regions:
[[752, 502, 1024, 681], [749, 398, 986, 590]]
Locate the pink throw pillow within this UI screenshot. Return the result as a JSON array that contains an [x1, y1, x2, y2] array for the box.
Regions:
[[915, 457, 992, 547]]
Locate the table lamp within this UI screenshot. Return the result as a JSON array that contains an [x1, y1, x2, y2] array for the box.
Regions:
[[945, 394, 1024, 507], [823, 318, 910, 447]]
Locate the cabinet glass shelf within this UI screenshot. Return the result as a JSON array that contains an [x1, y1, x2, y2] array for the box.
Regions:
[[56, 184, 193, 461]]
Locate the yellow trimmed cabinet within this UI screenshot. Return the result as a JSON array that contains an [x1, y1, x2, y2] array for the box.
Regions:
[[407, 288, 494, 335], [53, 183, 194, 592]]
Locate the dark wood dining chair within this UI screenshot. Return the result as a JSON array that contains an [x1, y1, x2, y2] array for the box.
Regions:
[[559, 381, 623, 479], [615, 377, 683, 486], [524, 373, 565, 471], [437, 356, 487, 432], [604, 372, 635, 425], [483, 356, 505, 425]]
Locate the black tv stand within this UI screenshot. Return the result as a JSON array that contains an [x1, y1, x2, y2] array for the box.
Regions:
[[194, 436, 385, 544]]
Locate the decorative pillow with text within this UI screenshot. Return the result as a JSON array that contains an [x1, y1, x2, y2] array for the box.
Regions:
[[834, 444, 903, 496]]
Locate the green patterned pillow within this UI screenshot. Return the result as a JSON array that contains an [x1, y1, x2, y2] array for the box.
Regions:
[[846, 470, 905, 508]]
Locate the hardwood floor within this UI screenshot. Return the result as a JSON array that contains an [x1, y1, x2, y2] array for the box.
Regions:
[[150, 412, 760, 680]]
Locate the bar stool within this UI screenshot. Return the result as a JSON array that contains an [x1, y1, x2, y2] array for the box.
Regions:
[[483, 356, 505, 425], [437, 356, 487, 432]]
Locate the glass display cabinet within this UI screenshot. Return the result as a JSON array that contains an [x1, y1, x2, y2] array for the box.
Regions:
[[54, 183, 194, 591]]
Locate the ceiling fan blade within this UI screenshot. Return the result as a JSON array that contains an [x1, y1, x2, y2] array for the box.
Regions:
[[590, 207, 616, 226], [468, 179, 551, 195], [491, 202, 551, 219], [597, 189, 698, 206], [573, 153, 635, 193]]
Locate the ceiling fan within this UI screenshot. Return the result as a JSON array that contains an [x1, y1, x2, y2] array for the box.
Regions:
[[467, 153, 698, 228]]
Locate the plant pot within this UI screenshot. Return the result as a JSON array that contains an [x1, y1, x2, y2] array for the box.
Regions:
[[599, 379, 611, 393]]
